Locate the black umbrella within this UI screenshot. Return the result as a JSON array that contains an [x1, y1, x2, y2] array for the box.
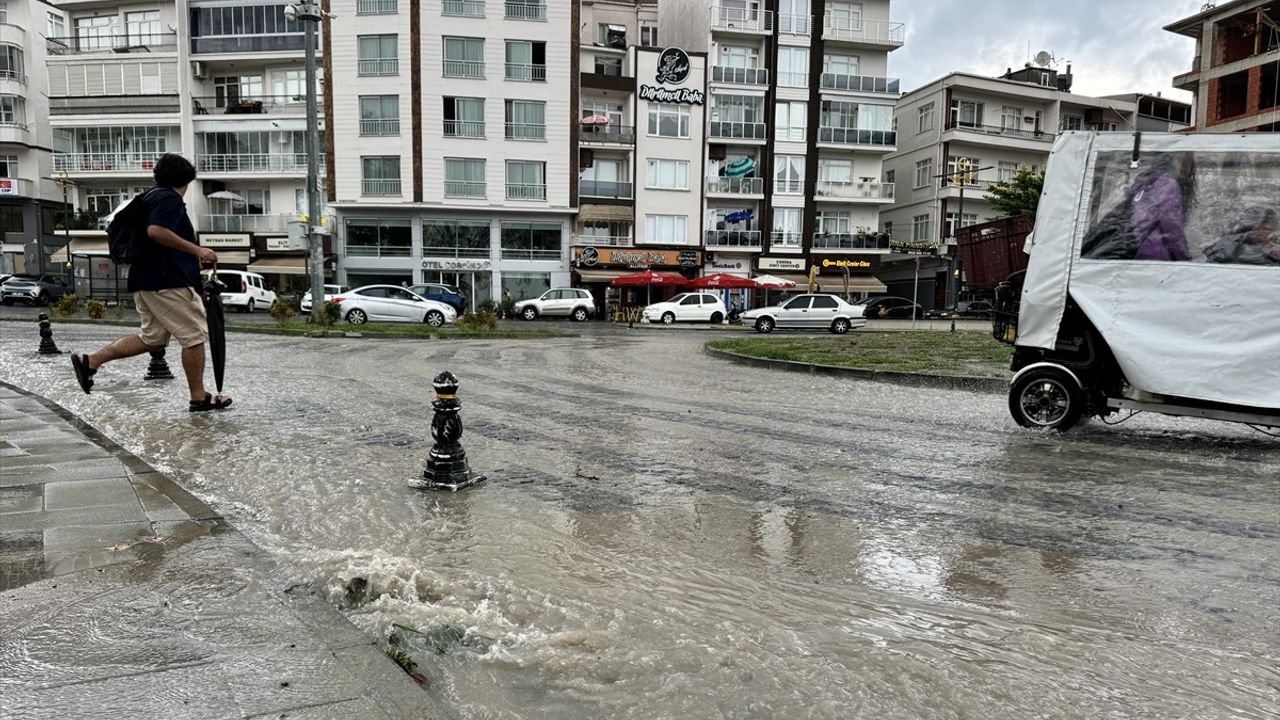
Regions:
[[202, 267, 227, 394]]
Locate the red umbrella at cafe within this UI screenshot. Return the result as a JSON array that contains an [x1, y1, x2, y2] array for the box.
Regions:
[[611, 270, 688, 287], [685, 273, 760, 289]]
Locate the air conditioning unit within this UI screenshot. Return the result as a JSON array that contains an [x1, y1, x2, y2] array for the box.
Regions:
[[191, 61, 208, 79]]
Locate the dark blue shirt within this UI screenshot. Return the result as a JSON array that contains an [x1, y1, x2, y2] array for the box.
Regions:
[[126, 187, 201, 293]]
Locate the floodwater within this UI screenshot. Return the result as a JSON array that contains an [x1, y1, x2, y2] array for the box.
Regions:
[[2, 325, 1278, 719]]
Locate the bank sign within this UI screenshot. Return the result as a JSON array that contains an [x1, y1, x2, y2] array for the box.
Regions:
[[638, 47, 704, 106]]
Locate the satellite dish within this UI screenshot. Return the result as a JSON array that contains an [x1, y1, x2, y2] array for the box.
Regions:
[[1033, 51, 1053, 68]]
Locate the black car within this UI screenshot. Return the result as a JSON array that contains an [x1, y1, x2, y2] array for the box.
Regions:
[[854, 296, 923, 319], [925, 300, 994, 320]]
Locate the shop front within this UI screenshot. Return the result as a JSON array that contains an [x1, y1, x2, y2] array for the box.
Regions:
[[196, 232, 253, 271], [421, 257, 493, 308], [571, 245, 701, 318], [247, 234, 336, 296], [704, 253, 754, 310], [50, 236, 126, 301], [811, 254, 886, 300]]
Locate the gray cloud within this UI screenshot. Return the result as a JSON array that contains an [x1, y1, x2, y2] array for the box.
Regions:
[[889, 0, 1203, 100]]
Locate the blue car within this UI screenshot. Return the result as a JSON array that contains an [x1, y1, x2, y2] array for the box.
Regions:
[[408, 283, 467, 312]]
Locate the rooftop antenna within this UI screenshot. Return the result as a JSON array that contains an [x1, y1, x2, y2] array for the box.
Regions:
[[1033, 50, 1053, 68]]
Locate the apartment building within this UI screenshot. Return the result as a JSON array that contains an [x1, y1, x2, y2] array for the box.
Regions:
[[325, 0, 573, 304], [881, 66, 1137, 307], [1102, 93, 1192, 132], [1167, 0, 1279, 132], [0, 0, 65, 277]]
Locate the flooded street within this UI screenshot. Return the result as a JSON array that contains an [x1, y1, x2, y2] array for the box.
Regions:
[[2, 325, 1277, 719]]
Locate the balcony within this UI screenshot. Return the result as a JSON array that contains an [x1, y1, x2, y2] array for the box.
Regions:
[[54, 153, 160, 174], [705, 176, 764, 196], [709, 121, 768, 141], [1172, 57, 1202, 91], [811, 232, 891, 251], [357, 0, 398, 14], [0, 68, 26, 85], [710, 6, 773, 34], [191, 33, 311, 55], [199, 214, 294, 233], [710, 66, 769, 86], [443, 60, 486, 78], [47, 32, 177, 55], [814, 180, 895, 202], [444, 180, 486, 198], [944, 120, 1054, 143], [506, 122, 546, 140], [360, 118, 401, 136], [778, 13, 811, 35], [819, 73, 900, 95], [442, 0, 484, 16], [361, 179, 402, 197], [572, 234, 631, 247], [505, 1, 546, 20], [0, 177, 33, 196], [197, 153, 318, 174], [444, 120, 485, 138], [822, 17, 905, 47], [192, 95, 309, 116], [504, 63, 545, 82], [506, 183, 546, 200], [770, 231, 803, 249], [704, 229, 763, 249], [579, 180, 633, 199], [578, 124, 635, 144], [358, 59, 399, 76], [817, 126, 897, 148], [50, 95, 181, 115], [581, 64, 634, 92]]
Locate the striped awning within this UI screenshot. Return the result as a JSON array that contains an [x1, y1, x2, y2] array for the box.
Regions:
[[578, 204, 633, 223], [248, 257, 308, 275]]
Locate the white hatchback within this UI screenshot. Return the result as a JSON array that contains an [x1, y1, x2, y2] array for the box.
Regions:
[[333, 285, 457, 326], [642, 292, 728, 325], [211, 270, 277, 313]]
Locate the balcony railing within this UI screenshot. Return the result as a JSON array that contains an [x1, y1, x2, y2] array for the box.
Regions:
[[191, 33, 311, 55], [944, 120, 1054, 142], [709, 120, 768, 140], [442, 0, 484, 16], [770, 231, 802, 248], [774, 179, 804, 195], [0, 68, 27, 85], [0, 119, 27, 130], [444, 180, 486, 198], [360, 118, 401, 136], [572, 234, 631, 247], [817, 126, 897, 147], [346, 243, 411, 257], [819, 73, 900, 94], [444, 120, 485, 138], [361, 178, 402, 196], [358, 59, 399, 76], [47, 32, 178, 55], [710, 66, 769, 86], [504, 63, 546, 81], [199, 214, 293, 233], [0, 177, 33, 196], [579, 180, 632, 199], [705, 176, 763, 195], [710, 6, 773, 33], [192, 94, 309, 116], [822, 17, 905, 46], [811, 232, 891, 250], [501, 247, 560, 261], [505, 122, 546, 140], [51, 95, 180, 115], [778, 13, 810, 35], [444, 60, 486, 78], [54, 153, 161, 173], [506, 183, 546, 200], [705, 229, 762, 248], [197, 153, 318, 174], [505, 1, 546, 20], [814, 180, 895, 201], [578, 124, 635, 144], [356, 0, 398, 14]]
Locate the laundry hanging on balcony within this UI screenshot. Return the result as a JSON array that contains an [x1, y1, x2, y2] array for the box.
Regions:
[[725, 210, 754, 224]]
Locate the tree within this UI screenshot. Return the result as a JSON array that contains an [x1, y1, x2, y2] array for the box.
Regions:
[[987, 166, 1045, 217]]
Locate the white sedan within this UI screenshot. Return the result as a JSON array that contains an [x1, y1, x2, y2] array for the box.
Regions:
[[642, 292, 728, 324], [332, 285, 457, 326], [741, 294, 866, 334], [300, 284, 349, 312]]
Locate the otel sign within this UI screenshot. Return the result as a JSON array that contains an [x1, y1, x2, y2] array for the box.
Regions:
[[639, 47, 704, 105]]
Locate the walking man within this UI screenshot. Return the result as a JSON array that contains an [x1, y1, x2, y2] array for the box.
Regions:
[[71, 153, 232, 411]]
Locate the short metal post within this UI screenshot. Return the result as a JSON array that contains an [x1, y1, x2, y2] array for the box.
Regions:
[[37, 313, 61, 355], [421, 371, 485, 491], [144, 349, 175, 380]]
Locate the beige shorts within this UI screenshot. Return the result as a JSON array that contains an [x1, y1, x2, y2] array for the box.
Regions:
[[134, 288, 209, 349]]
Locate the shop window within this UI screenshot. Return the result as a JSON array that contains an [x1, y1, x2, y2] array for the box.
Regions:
[[501, 271, 551, 301], [345, 218, 411, 258], [424, 220, 490, 258], [500, 221, 560, 260], [0, 204, 23, 233]]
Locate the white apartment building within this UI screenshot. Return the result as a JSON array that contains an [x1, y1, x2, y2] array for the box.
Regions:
[[326, 0, 573, 304], [0, 0, 64, 277], [881, 66, 1137, 306]]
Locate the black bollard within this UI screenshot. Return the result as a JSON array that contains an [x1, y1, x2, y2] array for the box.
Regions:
[[421, 371, 485, 491], [144, 349, 175, 380], [37, 313, 61, 355]]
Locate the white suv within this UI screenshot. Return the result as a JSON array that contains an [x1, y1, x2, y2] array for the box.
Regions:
[[515, 288, 596, 322], [211, 270, 277, 313]]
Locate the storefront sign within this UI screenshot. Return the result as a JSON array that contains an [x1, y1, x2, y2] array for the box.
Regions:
[[198, 233, 252, 249], [266, 235, 306, 251], [639, 85, 704, 105], [573, 246, 701, 268], [890, 239, 940, 255], [814, 255, 881, 275], [757, 257, 806, 272], [422, 258, 492, 271], [0, 179, 16, 196], [706, 259, 747, 272], [638, 46, 703, 105]]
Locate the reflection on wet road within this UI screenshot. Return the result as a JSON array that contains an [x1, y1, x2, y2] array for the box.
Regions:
[[3, 326, 1277, 719]]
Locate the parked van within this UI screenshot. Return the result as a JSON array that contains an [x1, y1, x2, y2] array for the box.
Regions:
[[211, 269, 277, 313]]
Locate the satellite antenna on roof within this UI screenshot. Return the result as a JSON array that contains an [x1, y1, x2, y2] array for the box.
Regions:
[[1033, 51, 1054, 68]]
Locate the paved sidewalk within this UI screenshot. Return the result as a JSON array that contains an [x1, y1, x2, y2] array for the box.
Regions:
[[0, 383, 452, 720]]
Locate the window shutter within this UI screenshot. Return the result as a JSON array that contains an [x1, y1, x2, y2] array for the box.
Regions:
[[104, 63, 124, 94]]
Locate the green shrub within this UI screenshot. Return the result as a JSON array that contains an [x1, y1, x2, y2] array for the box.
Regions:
[[268, 298, 296, 325], [53, 293, 80, 317], [320, 300, 342, 326], [457, 310, 498, 331], [498, 297, 517, 319], [476, 300, 496, 314], [85, 299, 107, 319]]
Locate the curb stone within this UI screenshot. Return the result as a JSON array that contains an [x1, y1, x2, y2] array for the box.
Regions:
[[703, 345, 1009, 394], [0, 316, 573, 340]]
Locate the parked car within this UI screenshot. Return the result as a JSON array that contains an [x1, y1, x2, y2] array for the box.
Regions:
[[742, 293, 866, 334], [1, 274, 70, 305], [854, 295, 924, 319], [210, 270, 277, 313], [299, 284, 350, 312], [407, 283, 467, 313], [332, 284, 457, 326], [925, 300, 994, 320], [642, 292, 728, 325], [515, 288, 596, 321]]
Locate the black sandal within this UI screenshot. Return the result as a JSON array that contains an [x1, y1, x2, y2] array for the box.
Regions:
[[71, 354, 96, 395], [189, 393, 233, 412]]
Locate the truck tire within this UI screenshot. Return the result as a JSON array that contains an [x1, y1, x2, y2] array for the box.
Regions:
[[1009, 366, 1084, 431]]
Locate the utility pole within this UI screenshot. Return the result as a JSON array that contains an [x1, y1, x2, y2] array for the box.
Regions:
[[289, 2, 325, 323]]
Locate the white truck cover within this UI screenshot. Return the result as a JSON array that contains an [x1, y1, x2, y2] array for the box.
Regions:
[[1020, 132, 1280, 410]]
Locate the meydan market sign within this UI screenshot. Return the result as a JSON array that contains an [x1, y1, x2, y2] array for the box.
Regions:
[[639, 47, 704, 105]]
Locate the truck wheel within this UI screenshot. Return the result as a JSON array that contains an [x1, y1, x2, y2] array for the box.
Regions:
[[1009, 366, 1084, 431]]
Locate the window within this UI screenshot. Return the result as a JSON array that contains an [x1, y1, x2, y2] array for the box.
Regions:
[[0, 154, 15, 177], [506, 160, 545, 200], [777, 47, 809, 88], [884, 169, 895, 185], [598, 23, 625, 48], [1063, 115, 1083, 131], [345, 219, 411, 257], [361, 156, 401, 196], [946, 155, 980, 185], [0, 4, 7, 25], [816, 210, 851, 234], [444, 158, 486, 198], [443, 97, 485, 137], [645, 159, 689, 190], [593, 55, 622, 76], [581, 101, 623, 128], [1001, 105, 1023, 131], [945, 212, 978, 237], [501, 222, 560, 260], [580, 157, 626, 197], [645, 215, 687, 244], [125, 10, 159, 42], [950, 99, 984, 128], [502, 271, 551, 299], [272, 70, 307, 101], [913, 158, 932, 188], [882, 221, 892, 238], [424, 220, 490, 257], [505, 100, 545, 140], [76, 16, 119, 51], [811, 295, 838, 309], [359, 96, 400, 135], [213, 75, 264, 105], [47, 12, 65, 39], [444, 36, 485, 78], [818, 159, 851, 183], [357, 0, 398, 15], [208, 188, 268, 216], [997, 161, 1018, 184], [0, 204, 23, 233], [640, 25, 658, 47], [911, 214, 932, 242], [648, 103, 690, 138], [710, 94, 765, 137], [504, 40, 545, 81], [719, 45, 758, 69], [827, 1, 862, 30], [0, 45, 23, 82], [189, 5, 307, 48], [775, 101, 807, 142], [773, 208, 801, 247], [358, 35, 398, 76], [823, 53, 858, 76], [918, 102, 935, 133], [0, 94, 24, 127], [774, 155, 804, 194], [778, 0, 811, 33]]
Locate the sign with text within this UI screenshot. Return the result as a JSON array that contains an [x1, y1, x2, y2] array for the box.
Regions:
[[573, 246, 701, 268], [757, 257, 806, 272], [638, 85, 704, 105], [890, 239, 940, 255], [813, 255, 882, 275], [422, 258, 492, 271], [266, 235, 306, 251], [0, 179, 16, 196], [638, 46, 703, 105], [198, 233, 252, 249]]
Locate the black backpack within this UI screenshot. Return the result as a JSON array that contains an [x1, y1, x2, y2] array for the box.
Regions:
[[106, 188, 160, 264]]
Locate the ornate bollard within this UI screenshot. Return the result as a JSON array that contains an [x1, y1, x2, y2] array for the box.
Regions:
[[421, 371, 485, 491], [37, 313, 62, 355], [144, 348, 175, 380]]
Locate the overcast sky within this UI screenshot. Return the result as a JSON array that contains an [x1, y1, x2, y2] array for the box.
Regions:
[[890, 0, 1204, 101]]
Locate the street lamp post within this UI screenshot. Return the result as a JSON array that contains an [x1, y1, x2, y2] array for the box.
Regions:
[[50, 173, 76, 293], [287, 2, 326, 323]]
